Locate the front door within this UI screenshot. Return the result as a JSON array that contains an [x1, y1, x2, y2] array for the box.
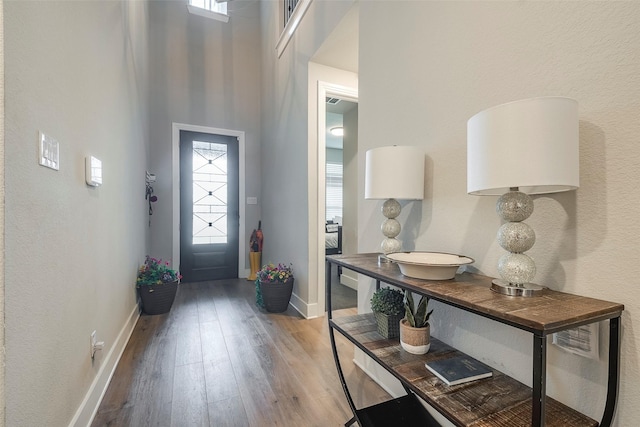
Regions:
[[180, 130, 239, 282]]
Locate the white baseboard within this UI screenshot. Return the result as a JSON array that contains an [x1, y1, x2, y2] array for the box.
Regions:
[[340, 273, 358, 291], [69, 305, 140, 427], [289, 291, 319, 319]]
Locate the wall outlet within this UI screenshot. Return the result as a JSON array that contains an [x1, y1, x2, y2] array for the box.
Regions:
[[90, 331, 97, 359], [90, 330, 105, 359], [89, 331, 96, 359]]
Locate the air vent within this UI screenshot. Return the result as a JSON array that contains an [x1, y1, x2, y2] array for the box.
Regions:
[[326, 97, 341, 105]]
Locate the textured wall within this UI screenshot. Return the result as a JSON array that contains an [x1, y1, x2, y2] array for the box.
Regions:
[[4, 1, 149, 425], [359, 2, 640, 425]]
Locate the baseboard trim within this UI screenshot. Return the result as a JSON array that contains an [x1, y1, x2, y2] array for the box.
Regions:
[[289, 291, 319, 319], [68, 305, 140, 427], [340, 273, 358, 291]]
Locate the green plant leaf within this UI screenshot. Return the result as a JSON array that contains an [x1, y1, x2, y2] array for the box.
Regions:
[[415, 296, 428, 326], [405, 290, 414, 311], [405, 302, 415, 327]]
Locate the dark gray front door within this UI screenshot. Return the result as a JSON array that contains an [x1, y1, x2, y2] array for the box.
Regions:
[[180, 130, 239, 282]]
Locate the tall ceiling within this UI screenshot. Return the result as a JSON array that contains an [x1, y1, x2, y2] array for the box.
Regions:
[[311, 4, 359, 73]]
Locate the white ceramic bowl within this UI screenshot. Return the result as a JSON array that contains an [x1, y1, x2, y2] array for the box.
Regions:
[[385, 252, 474, 280]]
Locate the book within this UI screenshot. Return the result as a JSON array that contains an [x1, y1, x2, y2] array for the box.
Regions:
[[425, 355, 493, 386]]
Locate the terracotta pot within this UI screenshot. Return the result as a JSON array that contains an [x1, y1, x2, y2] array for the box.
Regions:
[[400, 318, 431, 354]]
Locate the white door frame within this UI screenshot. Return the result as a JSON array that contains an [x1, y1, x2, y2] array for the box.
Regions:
[[172, 122, 247, 278], [316, 82, 358, 316]]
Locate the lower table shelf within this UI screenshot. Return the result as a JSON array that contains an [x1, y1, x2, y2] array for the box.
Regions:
[[331, 313, 598, 427], [353, 394, 440, 427]]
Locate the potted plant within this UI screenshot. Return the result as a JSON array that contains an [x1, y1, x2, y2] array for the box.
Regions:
[[136, 256, 181, 315], [370, 287, 404, 339], [400, 290, 433, 354], [255, 263, 294, 313]]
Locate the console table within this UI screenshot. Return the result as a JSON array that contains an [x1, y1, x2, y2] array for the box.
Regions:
[[326, 253, 623, 427]]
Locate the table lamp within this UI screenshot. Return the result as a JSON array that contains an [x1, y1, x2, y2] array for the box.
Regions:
[[467, 96, 579, 296], [365, 146, 425, 260]]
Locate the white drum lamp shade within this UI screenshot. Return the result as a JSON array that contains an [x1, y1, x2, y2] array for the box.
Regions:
[[365, 146, 425, 201], [467, 96, 579, 296], [468, 97, 579, 195], [365, 146, 425, 255]]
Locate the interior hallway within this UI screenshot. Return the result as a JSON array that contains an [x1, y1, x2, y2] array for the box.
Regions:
[[92, 279, 385, 426]]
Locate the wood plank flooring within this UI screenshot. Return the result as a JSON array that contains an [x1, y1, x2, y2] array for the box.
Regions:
[[92, 279, 390, 426]]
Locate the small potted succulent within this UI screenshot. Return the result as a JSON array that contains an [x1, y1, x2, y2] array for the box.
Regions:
[[255, 263, 294, 313], [370, 287, 404, 339], [136, 256, 181, 315], [400, 290, 433, 354]]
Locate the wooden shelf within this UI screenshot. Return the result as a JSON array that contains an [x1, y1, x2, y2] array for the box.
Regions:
[[326, 253, 624, 427], [332, 313, 597, 427], [328, 254, 623, 335]]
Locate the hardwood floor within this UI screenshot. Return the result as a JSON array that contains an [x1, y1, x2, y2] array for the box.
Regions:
[[92, 279, 390, 426]]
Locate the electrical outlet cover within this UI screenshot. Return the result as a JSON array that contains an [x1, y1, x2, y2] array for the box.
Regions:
[[90, 331, 97, 358]]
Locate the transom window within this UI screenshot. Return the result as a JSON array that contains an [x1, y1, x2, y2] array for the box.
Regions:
[[187, 0, 229, 23], [190, 0, 226, 15]]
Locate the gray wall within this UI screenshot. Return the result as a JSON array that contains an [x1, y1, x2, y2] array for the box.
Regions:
[[358, 2, 640, 424], [4, 1, 149, 425], [260, 0, 356, 313], [147, 0, 262, 271]]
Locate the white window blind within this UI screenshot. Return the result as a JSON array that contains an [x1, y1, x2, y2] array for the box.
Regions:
[[326, 162, 343, 221]]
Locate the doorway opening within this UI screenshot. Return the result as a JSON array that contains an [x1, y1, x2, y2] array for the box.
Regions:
[[316, 82, 358, 314], [172, 123, 247, 279], [179, 130, 239, 282]]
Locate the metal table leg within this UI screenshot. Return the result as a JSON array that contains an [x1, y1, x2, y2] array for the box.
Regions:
[[532, 333, 546, 426], [600, 317, 621, 427]]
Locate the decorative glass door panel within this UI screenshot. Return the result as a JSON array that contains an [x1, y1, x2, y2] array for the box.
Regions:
[[192, 141, 228, 245]]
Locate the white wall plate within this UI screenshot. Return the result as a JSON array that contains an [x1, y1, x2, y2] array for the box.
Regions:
[[85, 156, 103, 187], [39, 131, 60, 171]]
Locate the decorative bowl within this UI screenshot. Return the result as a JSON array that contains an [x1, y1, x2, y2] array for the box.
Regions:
[[385, 252, 474, 280]]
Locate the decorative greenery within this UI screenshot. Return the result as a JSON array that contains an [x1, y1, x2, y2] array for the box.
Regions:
[[136, 256, 181, 287], [370, 287, 405, 316], [255, 263, 294, 308], [404, 290, 433, 328]]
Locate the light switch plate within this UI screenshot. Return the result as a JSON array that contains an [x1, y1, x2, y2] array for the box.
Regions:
[[247, 197, 258, 205], [39, 131, 60, 170]]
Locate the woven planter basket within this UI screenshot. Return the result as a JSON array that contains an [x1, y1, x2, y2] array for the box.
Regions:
[[259, 277, 294, 313], [400, 319, 431, 354], [374, 312, 402, 339], [138, 281, 179, 315]]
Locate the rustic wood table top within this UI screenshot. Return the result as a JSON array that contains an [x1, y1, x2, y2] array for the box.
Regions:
[[327, 253, 624, 335]]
